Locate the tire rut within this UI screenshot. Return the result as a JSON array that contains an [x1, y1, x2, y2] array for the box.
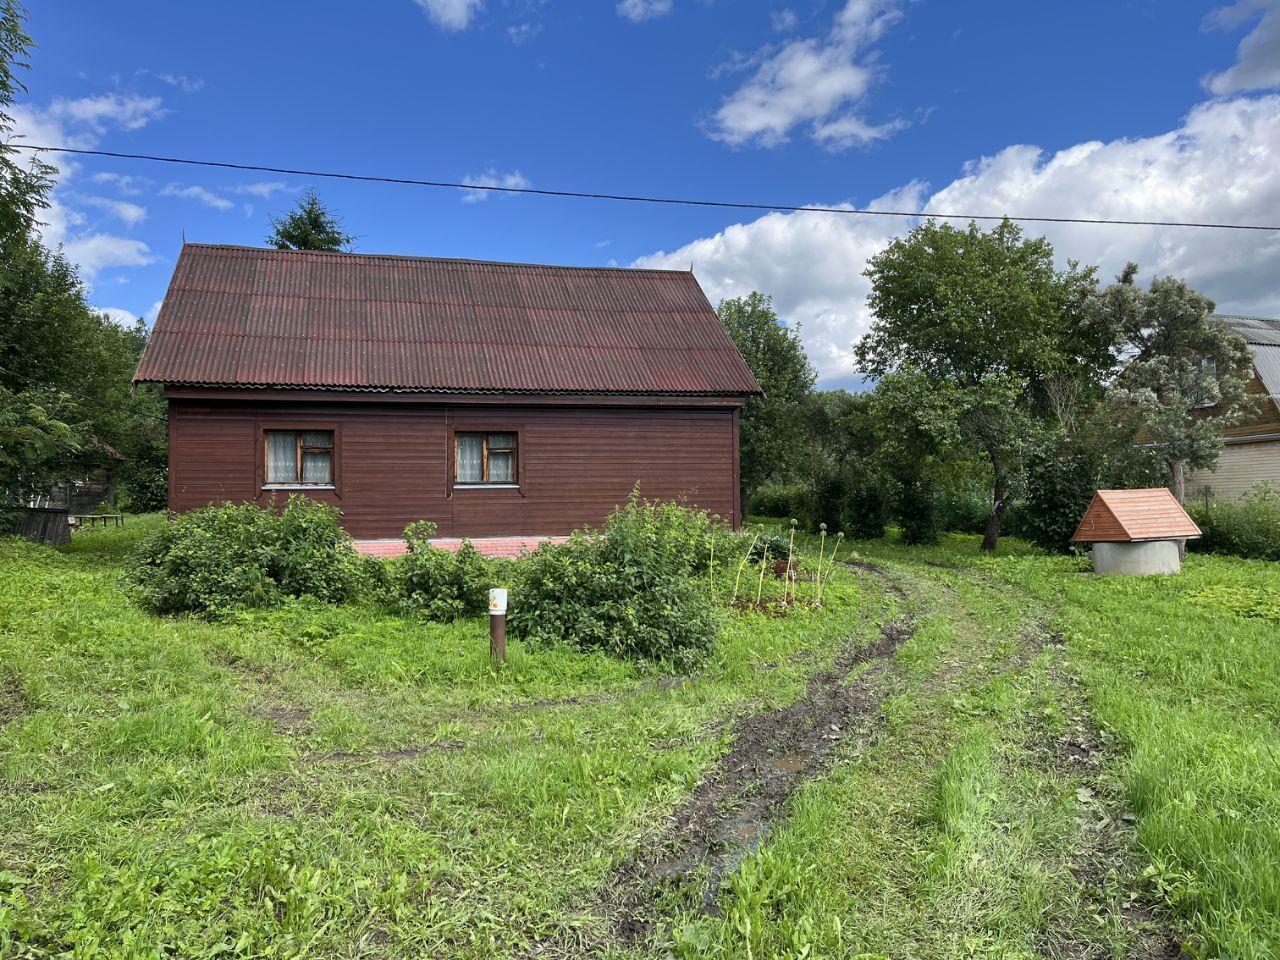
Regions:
[[604, 615, 917, 948]]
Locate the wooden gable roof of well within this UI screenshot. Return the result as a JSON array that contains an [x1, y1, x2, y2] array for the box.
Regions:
[[1071, 488, 1202, 544], [134, 244, 763, 397]]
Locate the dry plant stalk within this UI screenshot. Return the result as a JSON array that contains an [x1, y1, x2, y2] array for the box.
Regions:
[[756, 543, 769, 605], [707, 518, 718, 602], [732, 529, 761, 605], [815, 523, 828, 605], [784, 518, 797, 605], [824, 531, 844, 604]]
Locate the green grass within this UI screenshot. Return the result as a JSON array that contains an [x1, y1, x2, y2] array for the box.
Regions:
[[0, 517, 1276, 957]]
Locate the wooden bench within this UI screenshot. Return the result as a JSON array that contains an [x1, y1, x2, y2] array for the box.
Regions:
[[71, 513, 125, 530]]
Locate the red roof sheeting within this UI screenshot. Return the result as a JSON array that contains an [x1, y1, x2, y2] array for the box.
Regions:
[[1071, 489, 1202, 543], [134, 244, 762, 397]]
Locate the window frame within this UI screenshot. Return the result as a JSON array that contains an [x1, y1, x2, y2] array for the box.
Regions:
[[452, 428, 520, 489], [257, 423, 341, 494]]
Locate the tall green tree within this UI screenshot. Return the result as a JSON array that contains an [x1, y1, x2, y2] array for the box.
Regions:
[[717, 292, 816, 499], [857, 219, 1103, 551], [266, 189, 354, 251], [1092, 264, 1255, 505], [0, 2, 166, 515], [0, 0, 50, 246]]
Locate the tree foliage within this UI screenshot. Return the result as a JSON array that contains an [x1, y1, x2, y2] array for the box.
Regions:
[[717, 292, 816, 494], [1090, 264, 1256, 503], [858, 219, 1103, 550], [0, 0, 51, 247], [0, 3, 166, 515], [266, 189, 354, 251]]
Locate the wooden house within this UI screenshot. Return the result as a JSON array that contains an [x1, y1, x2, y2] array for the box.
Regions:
[[1188, 315, 1280, 500], [133, 244, 761, 549]]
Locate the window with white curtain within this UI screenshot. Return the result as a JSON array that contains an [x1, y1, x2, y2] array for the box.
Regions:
[[265, 430, 334, 486], [455, 432, 517, 485]]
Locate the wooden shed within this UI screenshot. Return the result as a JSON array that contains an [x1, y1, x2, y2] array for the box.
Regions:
[[1072, 488, 1201, 574]]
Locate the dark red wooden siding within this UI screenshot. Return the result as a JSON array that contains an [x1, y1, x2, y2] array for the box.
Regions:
[[168, 397, 740, 538]]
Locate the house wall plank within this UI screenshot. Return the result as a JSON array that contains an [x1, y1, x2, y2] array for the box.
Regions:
[[1188, 439, 1280, 501], [168, 398, 738, 538]]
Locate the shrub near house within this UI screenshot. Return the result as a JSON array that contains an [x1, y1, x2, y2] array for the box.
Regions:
[[510, 496, 720, 668], [125, 497, 371, 616], [123, 495, 731, 667]]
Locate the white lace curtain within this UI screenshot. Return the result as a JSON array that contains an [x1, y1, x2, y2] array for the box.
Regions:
[[456, 434, 484, 483], [266, 431, 298, 483]]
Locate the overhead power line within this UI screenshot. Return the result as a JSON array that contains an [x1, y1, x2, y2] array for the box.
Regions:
[[12, 142, 1280, 233]]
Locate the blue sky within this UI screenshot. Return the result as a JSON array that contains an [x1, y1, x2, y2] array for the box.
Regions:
[[17, 0, 1280, 386]]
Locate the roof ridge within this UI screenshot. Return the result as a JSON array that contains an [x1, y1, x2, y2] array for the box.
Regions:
[[181, 242, 693, 276]]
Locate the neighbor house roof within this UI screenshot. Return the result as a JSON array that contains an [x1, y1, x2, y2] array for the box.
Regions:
[[1071, 488, 1202, 544], [1215, 315, 1280, 405], [134, 244, 762, 397]]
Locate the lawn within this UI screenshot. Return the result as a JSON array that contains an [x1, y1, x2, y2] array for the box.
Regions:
[[0, 517, 1276, 958]]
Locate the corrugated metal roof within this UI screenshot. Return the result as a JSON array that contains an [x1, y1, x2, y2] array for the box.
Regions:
[[134, 244, 762, 396], [1071, 488, 1202, 543], [1214, 314, 1280, 405], [1249, 344, 1280, 402], [1216, 314, 1280, 347]]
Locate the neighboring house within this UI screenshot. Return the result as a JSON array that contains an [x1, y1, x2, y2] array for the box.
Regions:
[[134, 244, 761, 543], [1187, 315, 1280, 501]]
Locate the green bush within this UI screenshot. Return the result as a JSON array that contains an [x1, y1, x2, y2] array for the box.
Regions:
[[748, 483, 807, 520], [894, 477, 939, 545], [509, 495, 718, 668], [116, 462, 168, 513], [1014, 455, 1097, 552], [840, 477, 889, 540], [124, 497, 371, 616], [389, 520, 511, 621], [1189, 486, 1280, 562], [936, 490, 991, 534], [793, 461, 887, 540], [115, 434, 169, 513]]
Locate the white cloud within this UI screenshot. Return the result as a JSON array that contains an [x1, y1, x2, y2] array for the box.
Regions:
[[708, 0, 904, 149], [460, 168, 531, 202], [508, 21, 543, 44], [1204, 1, 1280, 94], [617, 0, 673, 23], [8, 97, 161, 288], [636, 95, 1280, 386], [155, 73, 205, 93], [772, 8, 798, 32], [95, 306, 143, 327], [79, 195, 147, 227], [62, 234, 154, 282], [146, 299, 164, 325], [412, 0, 483, 31], [160, 183, 234, 211], [47, 93, 165, 133], [230, 181, 292, 199], [90, 171, 150, 195]]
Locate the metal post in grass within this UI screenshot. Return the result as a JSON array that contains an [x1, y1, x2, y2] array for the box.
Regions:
[[488, 588, 508, 663]]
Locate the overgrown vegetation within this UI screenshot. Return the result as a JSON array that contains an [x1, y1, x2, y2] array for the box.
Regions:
[[509, 496, 721, 667], [389, 520, 510, 621], [124, 498, 371, 615], [4, 518, 1278, 958], [1189, 485, 1280, 561]]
